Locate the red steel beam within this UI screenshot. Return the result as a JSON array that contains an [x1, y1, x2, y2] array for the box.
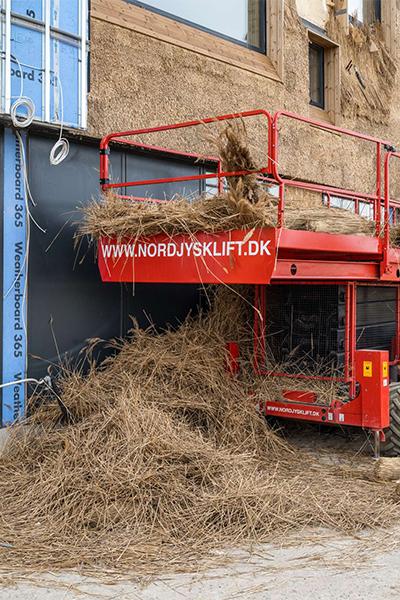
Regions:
[[272, 259, 379, 281]]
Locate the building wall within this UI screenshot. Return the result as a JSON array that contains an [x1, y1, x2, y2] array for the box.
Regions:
[[87, 0, 400, 196]]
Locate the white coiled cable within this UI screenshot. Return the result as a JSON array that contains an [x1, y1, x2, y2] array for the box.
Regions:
[[49, 136, 70, 166], [10, 96, 35, 128], [49, 72, 69, 166], [7, 53, 69, 165]]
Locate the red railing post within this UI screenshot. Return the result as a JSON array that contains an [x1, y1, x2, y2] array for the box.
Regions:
[[375, 142, 382, 236], [99, 136, 111, 191], [345, 282, 357, 394], [382, 152, 391, 274], [278, 183, 285, 227], [381, 150, 400, 275]]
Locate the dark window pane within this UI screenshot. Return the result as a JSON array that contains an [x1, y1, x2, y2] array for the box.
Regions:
[[127, 0, 266, 52], [375, 0, 382, 21], [309, 42, 324, 108]]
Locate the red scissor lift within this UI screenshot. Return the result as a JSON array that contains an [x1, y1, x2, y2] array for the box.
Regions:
[[98, 110, 400, 456]]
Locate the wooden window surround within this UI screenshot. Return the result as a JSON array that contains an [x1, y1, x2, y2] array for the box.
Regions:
[[381, 0, 396, 55], [91, 0, 284, 81], [308, 30, 340, 125]]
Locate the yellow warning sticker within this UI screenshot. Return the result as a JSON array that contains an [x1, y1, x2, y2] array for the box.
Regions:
[[383, 361, 388, 378], [363, 361, 373, 377]]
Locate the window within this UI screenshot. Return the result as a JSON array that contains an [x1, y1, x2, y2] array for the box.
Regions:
[[323, 194, 356, 213], [322, 194, 380, 222], [359, 201, 374, 220], [0, 0, 89, 128], [128, 0, 266, 52], [308, 31, 340, 123], [381, 206, 395, 225], [309, 42, 324, 109], [347, 0, 381, 25], [115, 1, 283, 80]]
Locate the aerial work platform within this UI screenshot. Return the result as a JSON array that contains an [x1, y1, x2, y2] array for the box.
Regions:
[[97, 108, 400, 286], [96, 109, 400, 454]]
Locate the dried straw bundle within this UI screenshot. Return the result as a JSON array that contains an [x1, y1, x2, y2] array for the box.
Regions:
[[284, 205, 375, 236], [79, 192, 274, 240], [0, 289, 399, 575], [80, 194, 375, 241], [212, 121, 265, 204], [374, 458, 400, 481]]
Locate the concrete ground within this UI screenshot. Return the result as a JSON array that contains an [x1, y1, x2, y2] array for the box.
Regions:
[[1, 534, 400, 600], [1, 423, 397, 600]]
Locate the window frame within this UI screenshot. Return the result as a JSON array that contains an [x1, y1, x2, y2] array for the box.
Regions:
[[94, 0, 284, 81], [309, 41, 325, 110], [0, 0, 89, 129], [334, 0, 395, 53], [307, 30, 340, 125], [126, 0, 267, 54]]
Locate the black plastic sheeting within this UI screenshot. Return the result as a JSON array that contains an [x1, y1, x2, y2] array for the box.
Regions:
[[25, 134, 205, 380]]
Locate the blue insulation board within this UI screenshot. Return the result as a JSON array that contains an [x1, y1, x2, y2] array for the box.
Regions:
[[1, 0, 84, 425], [2, 128, 27, 426], [51, 38, 80, 126], [6, 0, 82, 127], [51, 0, 79, 35], [11, 0, 80, 33], [11, 23, 44, 120], [11, 0, 43, 20]]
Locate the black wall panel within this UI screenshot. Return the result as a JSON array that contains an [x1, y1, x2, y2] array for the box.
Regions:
[[27, 135, 202, 379]]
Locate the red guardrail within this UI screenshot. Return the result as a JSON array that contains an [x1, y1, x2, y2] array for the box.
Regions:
[[271, 110, 394, 232], [98, 109, 400, 395], [99, 108, 398, 260], [99, 109, 273, 199]]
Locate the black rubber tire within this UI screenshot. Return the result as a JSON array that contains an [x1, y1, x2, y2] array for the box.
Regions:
[[381, 382, 400, 456]]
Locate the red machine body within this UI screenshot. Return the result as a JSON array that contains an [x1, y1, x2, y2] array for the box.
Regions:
[[98, 228, 276, 285], [264, 350, 390, 431], [97, 108, 400, 439]]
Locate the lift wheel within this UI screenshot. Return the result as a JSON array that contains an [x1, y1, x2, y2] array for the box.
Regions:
[[381, 383, 400, 456]]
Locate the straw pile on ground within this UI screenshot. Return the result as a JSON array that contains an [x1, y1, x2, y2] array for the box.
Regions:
[[79, 121, 375, 241], [0, 288, 399, 575]]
